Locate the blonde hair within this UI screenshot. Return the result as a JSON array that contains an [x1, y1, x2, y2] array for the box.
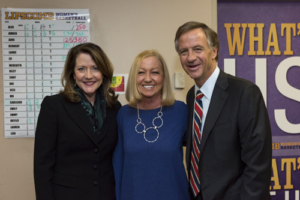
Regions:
[[60, 43, 118, 107], [126, 50, 175, 107]]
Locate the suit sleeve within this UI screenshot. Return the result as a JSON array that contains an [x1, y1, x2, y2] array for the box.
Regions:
[[34, 96, 58, 200], [112, 109, 124, 200], [238, 84, 272, 200]]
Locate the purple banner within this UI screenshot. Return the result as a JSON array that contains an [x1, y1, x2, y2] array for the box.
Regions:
[[218, 2, 300, 200]]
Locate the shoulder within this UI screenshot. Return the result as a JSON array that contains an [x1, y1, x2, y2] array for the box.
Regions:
[[228, 73, 253, 86], [164, 101, 188, 123], [38, 94, 66, 117], [41, 93, 63, 106], [44, 93, 61, 100], [221, 71, 261, 94], [173, 100, 187, 108], [167, 100, 187, 113], [221, 70, 254, 88], [118, 104, 132, 114], [110, 101, 122, 111], [116, 104, 134, 122], [106, 101, 122, 117]]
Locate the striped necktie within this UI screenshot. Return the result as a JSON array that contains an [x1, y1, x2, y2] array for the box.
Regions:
[[190, 90, 204, 197]]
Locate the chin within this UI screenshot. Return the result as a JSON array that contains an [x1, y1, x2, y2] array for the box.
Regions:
[[188, 72, 202, 80], [141, 93, 153, 97], [141, 94, 155, 98], [83, 90, 96, 95]]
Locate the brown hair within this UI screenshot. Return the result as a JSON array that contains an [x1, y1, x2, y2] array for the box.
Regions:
[[174, 21, 220, 61], [125, 50, 175, 107], [60, 42, 118, 107]]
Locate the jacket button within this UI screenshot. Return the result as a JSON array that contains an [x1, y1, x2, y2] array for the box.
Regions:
[[93, 181, 98, 186], [94, 148, 99, 153], [93, 165, 98, 170]]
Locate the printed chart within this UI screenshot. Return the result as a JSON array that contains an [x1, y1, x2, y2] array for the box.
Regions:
[[2, 8, 90, 138]]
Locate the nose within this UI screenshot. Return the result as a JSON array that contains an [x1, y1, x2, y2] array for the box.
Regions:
[[187, 50, 196, 62], [85, 69, 93, 79], [144, 72, 151, 82]]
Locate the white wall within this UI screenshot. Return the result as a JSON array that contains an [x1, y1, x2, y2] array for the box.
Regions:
[[0, 0, 217, 199]]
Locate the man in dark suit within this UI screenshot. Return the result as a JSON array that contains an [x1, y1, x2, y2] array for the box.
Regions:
[[174, 21, 272, 200]]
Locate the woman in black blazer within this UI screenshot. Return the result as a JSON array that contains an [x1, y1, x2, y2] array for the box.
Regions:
[[34, 43, 121, 200]]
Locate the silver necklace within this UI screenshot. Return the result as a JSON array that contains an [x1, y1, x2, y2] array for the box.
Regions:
[[135, 105, 163, 143]]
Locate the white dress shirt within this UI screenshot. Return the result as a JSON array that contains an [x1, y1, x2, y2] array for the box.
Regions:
[[194, 67, 220, 134]]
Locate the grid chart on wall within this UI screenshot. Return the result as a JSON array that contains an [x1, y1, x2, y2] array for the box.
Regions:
[[1, 8, 90, 138]]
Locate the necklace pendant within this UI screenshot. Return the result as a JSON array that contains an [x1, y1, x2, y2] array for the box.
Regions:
[[135, 121, 146, 134], [135, 106, 163, 143]]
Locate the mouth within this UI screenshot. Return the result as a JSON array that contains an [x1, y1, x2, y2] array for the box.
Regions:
[[84, 82, 95, 86], [186, 64, 201, 71], [143, 85, 154, 89], [188, 64, 200, 68]]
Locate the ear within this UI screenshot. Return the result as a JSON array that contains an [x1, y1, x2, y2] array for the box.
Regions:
[[211, 46, 218, 60]]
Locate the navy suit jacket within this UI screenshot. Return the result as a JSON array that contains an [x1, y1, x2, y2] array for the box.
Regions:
[[34, 94, 121, 200], [186, 70, 272, 200]]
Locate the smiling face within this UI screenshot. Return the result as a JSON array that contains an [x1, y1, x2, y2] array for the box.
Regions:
[[137, 56, 164, 102], [74, 53, 103, 104], [178, 28, 217, 87]]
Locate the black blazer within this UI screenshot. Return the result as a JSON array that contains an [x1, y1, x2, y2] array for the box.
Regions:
[[34, 94, 121, 200], [186, 70, 272, 200]]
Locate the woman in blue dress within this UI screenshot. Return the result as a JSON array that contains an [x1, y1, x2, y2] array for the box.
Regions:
[[113, 50, 189, 200]]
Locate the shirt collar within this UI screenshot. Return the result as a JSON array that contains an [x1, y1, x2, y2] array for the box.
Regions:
[[194, 67, 220, 100]]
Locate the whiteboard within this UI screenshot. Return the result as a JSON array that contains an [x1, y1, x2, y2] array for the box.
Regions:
[[1, 8, 90, 138]]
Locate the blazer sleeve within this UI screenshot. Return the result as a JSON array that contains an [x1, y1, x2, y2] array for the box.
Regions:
[[238, 84, 272, 200], [34, 96, 58, 200], [112, 108, 124, 200]]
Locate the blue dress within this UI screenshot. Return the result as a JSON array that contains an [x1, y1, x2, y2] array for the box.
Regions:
[[113, 101, 189, 200]]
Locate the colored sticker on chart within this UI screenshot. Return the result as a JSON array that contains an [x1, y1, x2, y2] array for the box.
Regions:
[[111, 74, 128, 94]]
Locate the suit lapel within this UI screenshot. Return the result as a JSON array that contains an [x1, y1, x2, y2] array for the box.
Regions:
[[186, 86, 195, 172], [61, 99, 99, 146], [187, 86, 195, 137], [200, 70, 229, 152]]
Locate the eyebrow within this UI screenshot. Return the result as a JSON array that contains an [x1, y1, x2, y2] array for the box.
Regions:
[[139, 67, 161, 70]]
